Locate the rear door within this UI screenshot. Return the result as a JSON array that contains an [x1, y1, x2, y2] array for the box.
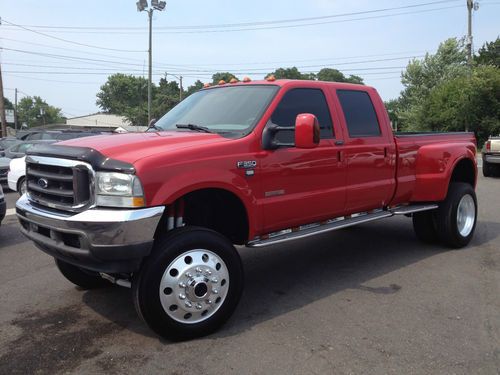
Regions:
[[332, 88, 395, 213], [259, 86, 346, 233]]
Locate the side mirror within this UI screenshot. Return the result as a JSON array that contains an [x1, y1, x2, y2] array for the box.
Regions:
[[295, 113, 320, 149]]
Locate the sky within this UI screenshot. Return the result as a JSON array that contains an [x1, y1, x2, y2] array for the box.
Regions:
[[1, 0, 499, 118]]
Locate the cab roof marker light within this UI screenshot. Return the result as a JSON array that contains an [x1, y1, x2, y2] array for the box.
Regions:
[[266, 75, 276, 82], [218, 80, 226, 85], [203, 83, 211, 88], [229, 78, 239, 84], [243, 77, 252, 82]]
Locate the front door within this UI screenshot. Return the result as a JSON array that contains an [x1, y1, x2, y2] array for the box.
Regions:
[[258, 87, 346, 234]]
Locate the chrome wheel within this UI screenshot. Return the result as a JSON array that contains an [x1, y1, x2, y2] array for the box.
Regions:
[[159, 249, 229, 324], [457, 194, 475, 237], [19, 178, 27, 195]]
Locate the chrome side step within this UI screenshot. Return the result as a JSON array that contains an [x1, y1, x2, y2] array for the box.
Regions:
[[247, 204, 438, 248]]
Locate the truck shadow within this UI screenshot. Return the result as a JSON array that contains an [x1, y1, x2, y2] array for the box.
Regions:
[[80, 216, 500, 342]]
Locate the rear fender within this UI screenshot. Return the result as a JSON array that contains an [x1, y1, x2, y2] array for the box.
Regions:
[[411, 143, 476, 202]]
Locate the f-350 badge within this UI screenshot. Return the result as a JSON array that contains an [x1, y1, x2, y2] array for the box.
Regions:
[[237, 160, 257, 169]]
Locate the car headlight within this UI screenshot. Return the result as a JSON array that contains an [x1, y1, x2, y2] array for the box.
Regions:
[[95, 172, 145, 208]]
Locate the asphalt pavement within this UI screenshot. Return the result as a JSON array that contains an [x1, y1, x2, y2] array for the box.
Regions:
[[0, 174, 499, 375]]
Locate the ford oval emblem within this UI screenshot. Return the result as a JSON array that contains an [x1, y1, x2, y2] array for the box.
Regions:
[[37, 178, 49, 189]]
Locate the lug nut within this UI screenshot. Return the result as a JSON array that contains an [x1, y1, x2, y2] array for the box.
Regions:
[[211, 277, 218, 283], [179, 282, 186, 288], [213, 289, 219, 294], [179, 293, 186, 300], [205, 269, 212, 276], [185, 301, 192, 308], [195, 303, 202, 310], [207, 300, 213, 305], [186, 272, 192, 278], [195, 267, 202, 273]]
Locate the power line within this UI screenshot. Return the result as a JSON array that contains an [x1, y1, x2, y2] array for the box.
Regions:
[[1, 19, 146, 53], [1, 5, 462, 35], [0, 0, 460, 31]]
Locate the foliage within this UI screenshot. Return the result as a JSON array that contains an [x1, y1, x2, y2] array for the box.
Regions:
[[475, 37, 500, 67], [388, 37, 499, 146], [397, 38, 468, 130], [211, 72, 237, 84], [96, 73, 150, 126], [265, 67, 313, 80], [185, 80, 204, 97], [3, 98, 14, 110], [17, 96, 64, 128], [317, 68, 364, 84]]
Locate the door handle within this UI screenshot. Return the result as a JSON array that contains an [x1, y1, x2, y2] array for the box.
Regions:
[[335, 140, 344, 146]]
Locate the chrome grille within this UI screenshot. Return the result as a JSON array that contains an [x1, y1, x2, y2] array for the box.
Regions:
[[26, 156, 94, 212]]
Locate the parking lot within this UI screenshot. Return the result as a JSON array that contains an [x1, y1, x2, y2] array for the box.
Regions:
[[0, 173, 499, 374]]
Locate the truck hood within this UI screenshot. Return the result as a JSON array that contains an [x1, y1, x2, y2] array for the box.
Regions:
[[57, 131, 231, 164]]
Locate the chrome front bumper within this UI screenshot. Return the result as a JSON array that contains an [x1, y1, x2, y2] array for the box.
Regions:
[[16, 195, 165, 273]]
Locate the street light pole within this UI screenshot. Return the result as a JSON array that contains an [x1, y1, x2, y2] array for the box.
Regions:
[[137, 0, 166, 125]]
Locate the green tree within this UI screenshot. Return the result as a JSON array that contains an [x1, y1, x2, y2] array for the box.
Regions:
[[425, 65, 500, 145], [475, 37, 500, 67], [153, 78, 181, 119], [317, 68, 364, 84], [3, 98, 14, 110], [211, 72, 237, 85], [399, 38, 468, 130], [96, 73, 150, 126], [265, 67, 313, 80], [384, 99, 402, 131], [17, 96, 64, 128], [185, 80, 204, 97]]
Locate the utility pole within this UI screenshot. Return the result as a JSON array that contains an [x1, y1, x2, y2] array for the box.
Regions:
[[0, 64, 7, 138], [179, 76, 183, 101], [148, 8, 153, 124], [14, 88, 18, 131], [466, 0, 473, 67]]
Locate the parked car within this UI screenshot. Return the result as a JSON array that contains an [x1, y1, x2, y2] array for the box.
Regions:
[[18, 130, 110, 141], [17, 79, 478, 340], [7, 156, 27, 195], [482, 136, 500, 177], [0, 137, 20, 157], [0, 184, 5, 226], [3, 140, 55, 159], [0, 157, 9, 184]]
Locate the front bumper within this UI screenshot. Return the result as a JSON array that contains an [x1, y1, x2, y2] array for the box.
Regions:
[[16, 195, 164, 273]]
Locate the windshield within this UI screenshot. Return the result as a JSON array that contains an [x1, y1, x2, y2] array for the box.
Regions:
[[154, 85, 279, 136]]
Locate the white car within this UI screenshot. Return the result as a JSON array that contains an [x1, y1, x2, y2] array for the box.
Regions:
[[8, 156, 27, 195]]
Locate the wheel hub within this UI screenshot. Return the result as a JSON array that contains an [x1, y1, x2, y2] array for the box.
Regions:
[[457, 194, 475, 237], [159, 249, 229, 324]]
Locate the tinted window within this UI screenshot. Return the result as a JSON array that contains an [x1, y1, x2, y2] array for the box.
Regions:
[[271, 89, 333, 143], [337, 90, 381, 137]]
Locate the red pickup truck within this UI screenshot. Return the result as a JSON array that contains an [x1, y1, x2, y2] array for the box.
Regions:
[[17, 79, 478, 340]]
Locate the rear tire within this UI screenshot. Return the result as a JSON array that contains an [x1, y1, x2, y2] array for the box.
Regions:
[[482, 160, 491, 177], [435, 183, 477, 248], [132, 226, 244, 341], [55, 259, 109, 289], [412, 211, 438, 244]]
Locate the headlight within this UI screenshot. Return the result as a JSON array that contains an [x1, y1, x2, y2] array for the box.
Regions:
[[95, 172, 145, 208]]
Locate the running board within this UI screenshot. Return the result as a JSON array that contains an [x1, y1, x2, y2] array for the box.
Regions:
[[247, 204, 438, 248]]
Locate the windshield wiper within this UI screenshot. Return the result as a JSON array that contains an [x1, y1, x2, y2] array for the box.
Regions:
[[176, 123, 213, 133]]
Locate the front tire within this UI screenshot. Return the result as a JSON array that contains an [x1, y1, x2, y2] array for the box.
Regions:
[[132, 226, 244, 341], [18, 177, 26, 196], [435, 183, 477, 248], [55, 259, 109, 289]]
